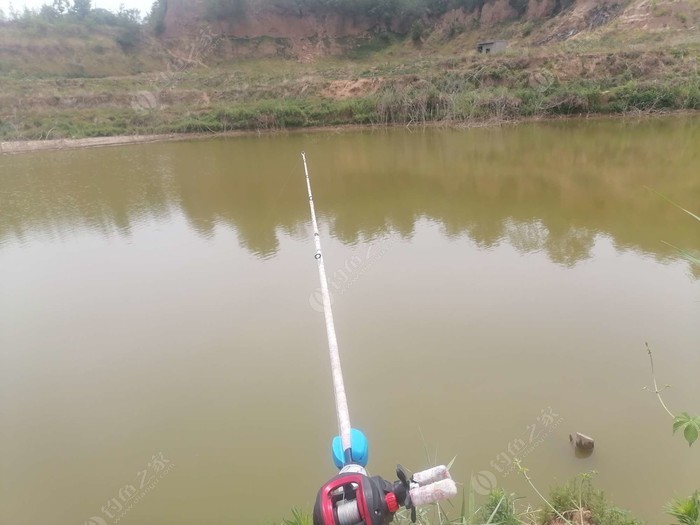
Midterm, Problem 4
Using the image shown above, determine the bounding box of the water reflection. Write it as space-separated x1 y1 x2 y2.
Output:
1 117 699 269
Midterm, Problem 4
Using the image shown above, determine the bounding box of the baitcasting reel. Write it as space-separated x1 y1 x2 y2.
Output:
313 463 457 525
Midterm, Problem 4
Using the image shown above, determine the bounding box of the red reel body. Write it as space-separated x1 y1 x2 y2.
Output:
313 468 399 525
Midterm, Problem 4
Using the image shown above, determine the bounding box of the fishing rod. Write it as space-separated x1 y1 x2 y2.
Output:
301 152 458 525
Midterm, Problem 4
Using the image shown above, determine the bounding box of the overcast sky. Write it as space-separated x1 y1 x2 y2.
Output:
0 0 155 16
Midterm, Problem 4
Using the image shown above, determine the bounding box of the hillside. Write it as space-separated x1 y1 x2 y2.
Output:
157 0 700 60
2 0 698 74
0 0 699 143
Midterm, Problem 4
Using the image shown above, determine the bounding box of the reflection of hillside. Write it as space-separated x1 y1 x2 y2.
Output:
305 117 700 267
0 148 175 245
1 117 698 268
166 136 310 257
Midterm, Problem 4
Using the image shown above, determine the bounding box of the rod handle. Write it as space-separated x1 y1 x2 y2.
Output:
410 479 458 507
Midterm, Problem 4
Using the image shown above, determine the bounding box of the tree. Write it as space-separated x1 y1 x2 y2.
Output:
52 0 70 15
147 0 167 35
71 0 92 19
7 1 18 20
117 4 141 24
88 8 119 25
40 4 60 19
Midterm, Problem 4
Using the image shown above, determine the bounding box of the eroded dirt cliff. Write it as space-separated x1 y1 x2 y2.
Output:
160 0 699 60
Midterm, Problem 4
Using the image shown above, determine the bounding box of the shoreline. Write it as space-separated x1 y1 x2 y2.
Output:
1 110 696 155
0 134 194 155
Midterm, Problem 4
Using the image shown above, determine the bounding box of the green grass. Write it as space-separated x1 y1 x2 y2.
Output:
279 474 655 525
667 492 700 525
544 474 642 525
3 74 699 141
280 508 312 525
477 489 521 525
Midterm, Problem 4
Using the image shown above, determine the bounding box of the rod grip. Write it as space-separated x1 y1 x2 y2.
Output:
409 479 458 507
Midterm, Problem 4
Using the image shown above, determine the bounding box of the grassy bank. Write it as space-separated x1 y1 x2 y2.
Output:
278 473 699 525
3 82 699 141
2 43 699 141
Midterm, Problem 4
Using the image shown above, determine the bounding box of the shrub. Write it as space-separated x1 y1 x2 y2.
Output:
667 492 700 525
410 20 425 43
206 0 247 21
87 8 119 26
546 474 642 525
115 26 142 52
509 0 528 16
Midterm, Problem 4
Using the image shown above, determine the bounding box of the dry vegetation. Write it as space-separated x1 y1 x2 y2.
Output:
0 0 699 141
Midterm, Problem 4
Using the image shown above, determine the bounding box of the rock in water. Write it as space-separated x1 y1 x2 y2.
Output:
569 432 595 451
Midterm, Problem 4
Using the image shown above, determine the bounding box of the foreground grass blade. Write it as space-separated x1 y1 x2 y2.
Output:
648 188 700 222
662 241 700 266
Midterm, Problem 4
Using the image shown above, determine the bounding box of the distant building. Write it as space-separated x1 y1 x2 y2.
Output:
476 40 507 54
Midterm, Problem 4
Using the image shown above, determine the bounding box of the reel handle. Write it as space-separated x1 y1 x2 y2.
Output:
412 465 452 486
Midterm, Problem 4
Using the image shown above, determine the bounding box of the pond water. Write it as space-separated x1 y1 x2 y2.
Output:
1 116 699 525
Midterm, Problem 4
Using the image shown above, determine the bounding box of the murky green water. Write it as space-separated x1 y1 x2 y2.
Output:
1 116 699 525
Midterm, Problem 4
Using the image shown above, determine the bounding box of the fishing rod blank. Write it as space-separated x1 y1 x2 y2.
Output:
301 152 360 466
302 152 457 525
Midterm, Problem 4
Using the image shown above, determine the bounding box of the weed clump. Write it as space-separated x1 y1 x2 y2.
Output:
544 474 642 525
